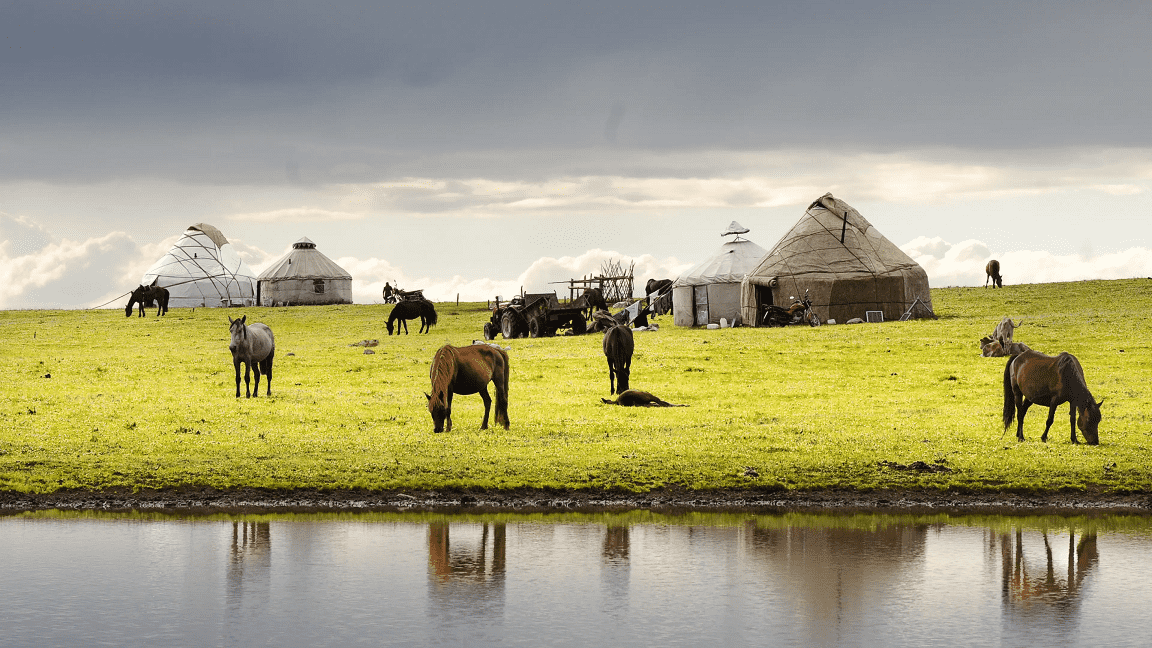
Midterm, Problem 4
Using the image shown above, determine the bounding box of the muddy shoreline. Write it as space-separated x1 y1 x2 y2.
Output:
3 487 1151 515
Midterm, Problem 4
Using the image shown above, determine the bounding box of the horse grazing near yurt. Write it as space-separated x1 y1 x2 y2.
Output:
228 315 275 398
645 278 673 315
1003 350 1102 444
387 299 437 335
425 344 510 433
601 389 685 407
985 260 1003 288
125 284 170 317
602 323 634 395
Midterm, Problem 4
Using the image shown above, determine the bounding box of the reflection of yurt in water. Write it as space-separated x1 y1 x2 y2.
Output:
141 223 258 308
671 221 767 327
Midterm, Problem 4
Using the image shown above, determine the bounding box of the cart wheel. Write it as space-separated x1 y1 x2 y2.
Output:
570 316 587 335
528 319 541 338
483 322 496 340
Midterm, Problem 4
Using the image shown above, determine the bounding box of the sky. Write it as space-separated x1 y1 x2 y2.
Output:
3 0 1152 309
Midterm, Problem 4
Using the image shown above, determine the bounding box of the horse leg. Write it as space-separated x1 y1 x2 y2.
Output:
402 319 409 335
607 358 616 394
252 363 262 398
244 361 253 398
261 351 274 396
478 386 492 430
1069 405 1079 444
445 391 453 432
1041 405 1057 442
1016 399 1032 441
234 357 243 398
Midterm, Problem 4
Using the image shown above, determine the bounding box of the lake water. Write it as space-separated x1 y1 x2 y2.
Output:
2 510 1150 647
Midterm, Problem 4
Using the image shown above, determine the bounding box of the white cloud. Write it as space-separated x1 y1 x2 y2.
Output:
230 207 365 222
902 237 1152 287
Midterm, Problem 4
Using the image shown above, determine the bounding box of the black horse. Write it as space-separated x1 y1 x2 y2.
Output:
645 278 673 316
602 323 633 394
986 260 1003 288
125 284 170 317
387 299 438 335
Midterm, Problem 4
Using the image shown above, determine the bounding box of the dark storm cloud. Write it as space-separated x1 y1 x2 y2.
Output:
3 1 1151 184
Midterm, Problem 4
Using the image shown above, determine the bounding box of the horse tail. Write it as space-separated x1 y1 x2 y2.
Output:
1003 356 1016 431
425 301 438 326
496 348 510 428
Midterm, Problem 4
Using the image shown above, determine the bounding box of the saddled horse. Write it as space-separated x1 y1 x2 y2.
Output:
602 323 634 394
387 299 438 335
425 344 510 433
986 260 1003 288
125 283 170 317
645 278 673 315
228 315 275 398
1003 349 1102 444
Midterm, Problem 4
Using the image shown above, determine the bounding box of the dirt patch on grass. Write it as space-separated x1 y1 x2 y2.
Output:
2 487 1150 515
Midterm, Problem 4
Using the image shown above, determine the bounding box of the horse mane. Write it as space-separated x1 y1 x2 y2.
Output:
1056 352 1096 406
429 345 456 403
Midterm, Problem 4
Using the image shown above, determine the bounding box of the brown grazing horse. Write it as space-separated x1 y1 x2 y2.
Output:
426 344 510 433
125 284 170 317
228 316 275 398
601 389 685 407
602 324 633 394
1003 350 1102 444
986 260 1003 288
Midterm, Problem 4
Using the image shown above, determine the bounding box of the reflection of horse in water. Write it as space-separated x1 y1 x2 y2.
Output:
428 522 506 581
997 528 1097 619
227 521 272 614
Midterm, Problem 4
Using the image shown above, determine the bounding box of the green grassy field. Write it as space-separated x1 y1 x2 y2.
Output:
2 279 1150 496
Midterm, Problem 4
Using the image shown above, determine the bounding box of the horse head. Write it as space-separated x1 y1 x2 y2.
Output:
227 315 248 354
125 285 143 317
386 318 394 335
425 391 448 433
1078 398 1104 445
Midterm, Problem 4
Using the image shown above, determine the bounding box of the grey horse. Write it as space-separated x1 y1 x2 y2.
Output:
228 315 275 398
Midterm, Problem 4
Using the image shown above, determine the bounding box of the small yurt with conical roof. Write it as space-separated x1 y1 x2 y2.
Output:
740 193 932 325
671 221 767 327
257 237 353 306
141 223 258 308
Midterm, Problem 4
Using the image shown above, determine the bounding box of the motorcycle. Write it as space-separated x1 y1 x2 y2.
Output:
761 289 822 327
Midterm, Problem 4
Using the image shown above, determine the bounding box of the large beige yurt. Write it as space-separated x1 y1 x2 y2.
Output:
257 237 353 306
740 193 932 325
141 223 258 308
671 222 767 327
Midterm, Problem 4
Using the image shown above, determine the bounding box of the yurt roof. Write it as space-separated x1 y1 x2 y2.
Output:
188 223 229 249
749 193 922 279
141 223 257 305
672 229 767 287
257 237 352 281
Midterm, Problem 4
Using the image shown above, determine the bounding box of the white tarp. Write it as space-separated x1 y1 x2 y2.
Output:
141 224 257 308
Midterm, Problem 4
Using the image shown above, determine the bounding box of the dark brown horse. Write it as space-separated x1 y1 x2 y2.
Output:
387 299 438 334
986 260 1003 288
601 389 685 407
645 278 673 315
602 324 633 394
425 344 510 433
580 287 608 321
125 284 170 317
1003 350 1102 444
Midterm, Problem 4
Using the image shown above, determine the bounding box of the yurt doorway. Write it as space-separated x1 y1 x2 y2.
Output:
694 286 709 326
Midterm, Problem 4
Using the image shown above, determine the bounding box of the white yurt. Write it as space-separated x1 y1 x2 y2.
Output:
671 221 767 327
140 223 258 308
257 237 353 306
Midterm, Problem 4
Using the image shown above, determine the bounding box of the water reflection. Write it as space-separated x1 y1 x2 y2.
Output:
1 511 1148 647
995 527 1098 631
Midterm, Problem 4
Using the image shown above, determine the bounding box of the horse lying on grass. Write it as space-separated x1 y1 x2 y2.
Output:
601 390 686 407
228 316 275 398
426 344 510 433
1003 349 1102 444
